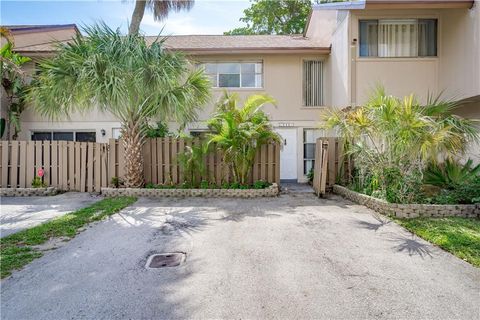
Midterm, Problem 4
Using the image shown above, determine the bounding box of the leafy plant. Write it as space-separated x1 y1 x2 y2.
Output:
177 142 209 187
322 87 479 204
307 168 314 184
199 180 209 189
31 176 47 188
110 176 124 188
29 23 211 188
424 159 480 189
145 121 171 138
253 180 271 189
1 36 31 140
208 92 281 184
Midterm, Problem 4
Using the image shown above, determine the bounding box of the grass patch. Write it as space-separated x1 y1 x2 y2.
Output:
0 196 137 279
396 217 480 267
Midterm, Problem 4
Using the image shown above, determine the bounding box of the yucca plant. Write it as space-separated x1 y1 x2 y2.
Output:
208 92 281 184
322 87 479 203
28 23 211 187
424 159 480 189
177 142 209 187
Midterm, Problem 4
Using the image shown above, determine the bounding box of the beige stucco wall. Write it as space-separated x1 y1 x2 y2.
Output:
346 6 480 105
328 11 351 108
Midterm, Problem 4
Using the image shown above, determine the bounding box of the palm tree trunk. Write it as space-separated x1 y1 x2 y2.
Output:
122 119 145 187
129 0 147 35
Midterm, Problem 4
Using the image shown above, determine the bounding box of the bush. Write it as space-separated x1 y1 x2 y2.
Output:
253 180 271 189
145 121 171 138
428 176 480 204
307 169 314 184
31 176 47 188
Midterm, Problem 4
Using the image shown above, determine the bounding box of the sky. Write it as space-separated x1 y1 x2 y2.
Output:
0 0 251 35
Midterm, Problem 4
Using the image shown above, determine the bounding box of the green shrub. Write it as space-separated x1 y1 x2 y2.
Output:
428 176 480 204
230 182 241 189
110 176 123 188
145 121 171 138
200 180 209 189
253 180 271 189
307 169 314 184
31 176 47 188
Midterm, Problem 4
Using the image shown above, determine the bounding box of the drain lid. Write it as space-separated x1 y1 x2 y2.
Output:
146 252 186 269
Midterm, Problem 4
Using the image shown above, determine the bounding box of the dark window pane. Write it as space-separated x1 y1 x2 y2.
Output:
76 132 96 142
31 132 52 141
418 19 437 56
219 74 240 87
359 20 378 57
304 143 316 159
241 73 255 87
53 132 74 141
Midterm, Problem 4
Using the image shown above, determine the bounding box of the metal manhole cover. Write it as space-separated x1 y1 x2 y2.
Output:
146 252 186 269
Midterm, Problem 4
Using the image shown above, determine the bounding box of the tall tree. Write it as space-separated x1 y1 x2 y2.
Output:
224 0 344 35
29 24 211 187
129 0 194 34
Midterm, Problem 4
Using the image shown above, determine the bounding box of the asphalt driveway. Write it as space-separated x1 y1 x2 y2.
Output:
0 192 101 237
1 193 479 319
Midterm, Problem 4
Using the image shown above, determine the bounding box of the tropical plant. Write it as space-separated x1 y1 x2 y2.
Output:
322 87 479 203
29 23 211 187
1 35 31 139
145 121 171 138
177 142 209 187
129 0 194 34
424 159 480 189
208 92 281 184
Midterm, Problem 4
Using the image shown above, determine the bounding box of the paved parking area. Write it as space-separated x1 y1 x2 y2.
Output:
0 192 101 237
1 193 479 319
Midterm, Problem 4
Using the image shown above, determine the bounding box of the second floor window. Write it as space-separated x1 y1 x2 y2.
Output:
359 19 437 57
303 60 324 107
203 62 263 88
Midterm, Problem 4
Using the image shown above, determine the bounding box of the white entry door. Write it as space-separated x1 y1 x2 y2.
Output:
276 128 297 181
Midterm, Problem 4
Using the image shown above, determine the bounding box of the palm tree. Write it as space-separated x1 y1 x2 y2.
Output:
129 0 194 35
29 23 211 187
321 87 479 202
208 92 281 184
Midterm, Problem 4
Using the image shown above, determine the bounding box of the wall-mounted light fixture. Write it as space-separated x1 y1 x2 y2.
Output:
101 129 106 137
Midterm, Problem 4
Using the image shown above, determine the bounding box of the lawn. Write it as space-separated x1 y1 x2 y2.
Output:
0 196 137 278
396 217 480 267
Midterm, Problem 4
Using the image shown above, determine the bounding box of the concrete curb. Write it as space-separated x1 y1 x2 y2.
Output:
101 183 279 198
333 184 479 218
0 187 59 197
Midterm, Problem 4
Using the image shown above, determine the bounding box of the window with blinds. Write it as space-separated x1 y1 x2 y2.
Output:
303 60 324 107
359 19 437 57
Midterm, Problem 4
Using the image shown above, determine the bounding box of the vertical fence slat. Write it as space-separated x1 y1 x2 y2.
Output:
19 141 26 187
44 141 51 186
10 141 18 188
2 141 9 187
67 141 74 190
156 138 163 184
35 141 42 180
275 142 280 184
163 137 170 184
94 143 101 192
327 137 336 188
80 143 87 192
171 138 178 184
260 145 266 181
51 141 58 188
118 140 125 179
61 141 68 190
74 142 81 191
26 141 34 187
178 138 185 183
267 143 274 183
108 139 116 183
87 142 94 192
101 144 108 188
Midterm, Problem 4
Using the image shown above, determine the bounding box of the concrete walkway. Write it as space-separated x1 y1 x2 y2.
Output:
1 193 479 319
0 192 101 237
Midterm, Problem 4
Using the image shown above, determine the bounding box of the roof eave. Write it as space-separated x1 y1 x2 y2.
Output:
165 47 331 55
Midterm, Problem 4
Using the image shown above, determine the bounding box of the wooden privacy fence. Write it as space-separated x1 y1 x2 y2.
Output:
312 137 352 196
0 138 280 192
0 140 108 192
109 138 280 186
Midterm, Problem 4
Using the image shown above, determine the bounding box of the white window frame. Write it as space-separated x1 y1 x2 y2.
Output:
201 61 264 89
